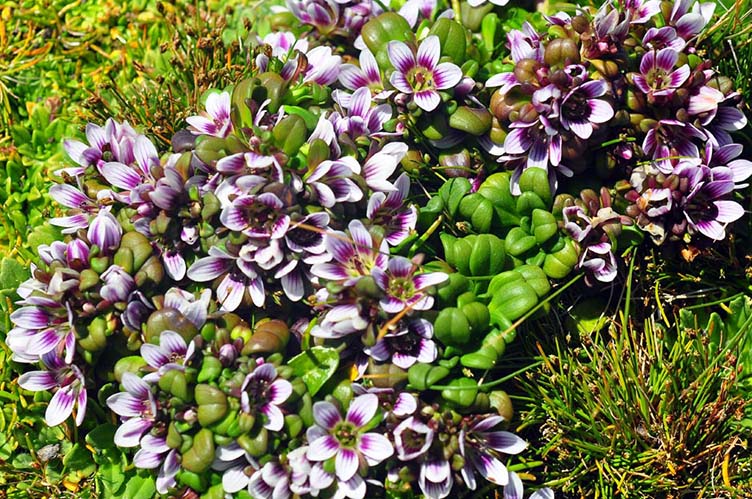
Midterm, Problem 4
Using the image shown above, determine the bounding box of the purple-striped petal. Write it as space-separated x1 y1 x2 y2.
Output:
417 35 440 70
504 470 524 499
387 41 415 74
187 255 232 281
473 453 509 485
156 450 179 494
268 378 293 405
504 128 532 155
335 447 359 481
414 271 448 290
261 403 285 431
133 448 163 469
713 200 744 223
589 99 614 123
46 386 75 426
217 274 245 312
346 393 378 427
216 153 247 174
433 62 462 90
88 210 122 252
307 435 340 461
49 184 89 208
390 72 413 94
18 370 57 391
414 90 441 112
485 431 528 454
313 401 342 430
102 162 142 190
695 219 725 240
358 433 393 464
10 307 50 329
669 65 690 88
121 371 152 398
339 65 368 90
223 467 251 493
107 392 148 417
115 417 153 447
393 393 417 417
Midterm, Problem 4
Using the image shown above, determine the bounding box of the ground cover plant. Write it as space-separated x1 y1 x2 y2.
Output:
0 0 751 498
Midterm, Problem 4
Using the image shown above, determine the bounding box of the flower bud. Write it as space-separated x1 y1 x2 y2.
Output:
544 38 580 67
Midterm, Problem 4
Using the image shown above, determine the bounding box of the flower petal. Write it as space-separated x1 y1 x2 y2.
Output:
387 41 415 74
358 433 394 464
46 387 75 426
335 447 359 481
346 393 378 427
307 435 340 461
313 401 342 429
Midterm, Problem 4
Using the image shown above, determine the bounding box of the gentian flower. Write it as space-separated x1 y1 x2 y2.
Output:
362 142 409 192
331 87 392 138
398 0 437 27
135 436 180 495
212 443 259 494
621 0 661 23
305 156 364 208
187 246 266 310
388 36 463 112
241 362 293 431
559 80 614 139
632 49 690 99
366 173 418 246
256 32 309 81
393 415 434 460
99 265 135 303
372 256 447 314
186 91 232 138
311 219 389 286
459 416 528 489
141 330 196 382
18 351 87 427
8 302 76 363
248 447 316 498
87 208 123 254
304 45 342 86
339 48 389 98
219 192 291 241
286 0 340 35
107 372 157 447
466 0 509 7
306 394 394 483
48 183 115 233
419 459 453 498
61 119 141 176
366 318 437 369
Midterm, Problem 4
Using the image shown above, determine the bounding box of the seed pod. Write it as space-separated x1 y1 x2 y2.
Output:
237 428 269 457
441 377 478 408
433 307 472 347
177 469 208 492
243 319 289 354
504 227 537 257
78 268 100 292
544 38 580 67
113 356 147 383
407 363 450 390
134 255 164 287
159 370 191 401
273 114 308 156
489 390 514 421
195 384 228 426
531 209 558 244
145 308 198 344
181 429 215 473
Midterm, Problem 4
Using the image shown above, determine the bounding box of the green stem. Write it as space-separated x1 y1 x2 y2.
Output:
423 360 542 390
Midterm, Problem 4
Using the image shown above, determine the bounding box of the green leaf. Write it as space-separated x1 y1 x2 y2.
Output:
63 443 97 478
288 346 339 396
123 474 156 499
97 462 126 496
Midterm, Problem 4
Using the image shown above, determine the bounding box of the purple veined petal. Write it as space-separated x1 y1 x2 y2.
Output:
413 271 448 290
349 87 372 119
64 139 90 166
261 403 285 431
676 12 706 39
424 459 451 482
223 466 252 493
158 331 187 356
632 74 651 94
694 218 725 240
471 415 505 432
393 393 417 416
18 370 57 391
528 138 549 169
50 214 89 231
346 393 378 427
307 435 340 461
568 120 593 139
133 448 163 469
389 71 413 94
312 401 342 430
121 371 152 398
703 180 735 199
503 470 524 499
729 159 752 184
186 116 217 136
75 388 87 426
268 378 293 405
335 447 359 481
485 431 529 454
529 488 555 499
461 459 477 492
433 62 462 90
115 418 156 450
504 128 532 155
216 153 247 174
163 251 187 281
134 136 158 176
251 363 278 384
387 255 413 278
141 434 170 453
206 92 231 120
245 152 276 170
271 214 291 239
310 262 349 281
358 433 394 464
337 474 366 499
46 386 75 426
589 99 615 123
49 184 90 208
310 463 335 490
106 392 147 417
348 220 373 256
10 307 50 329
217 273 245 312
156 450 180 495
714 106 747 131
472 453 509 486
366 339 391 361
360 49 381 84
713 143 743 165
655 48 678 72
387 40 415 74
88 210 123 252
417 35 440 70
187 255 233 281
713 200 744 223
549 134 562 167
669 64 690 88
381 296 407 314
281 270 305 302
688 85 723 115
413 90 441 112
247 276 265 307
485 71 517 89
26 329 63 356
339 64 369 90
578 79 608 98
101 161 142 190
416 339 438 363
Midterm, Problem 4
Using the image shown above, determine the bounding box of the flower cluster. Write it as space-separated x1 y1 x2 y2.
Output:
8 0 748 497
